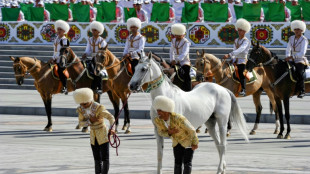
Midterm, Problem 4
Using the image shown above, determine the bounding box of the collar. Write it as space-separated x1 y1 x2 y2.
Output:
145 74 164 92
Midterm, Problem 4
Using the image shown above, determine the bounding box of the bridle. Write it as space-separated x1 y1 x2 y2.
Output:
248 46 275 67
196 56 222 81
59 48 80 68
95 50 117 70
13 57 38 77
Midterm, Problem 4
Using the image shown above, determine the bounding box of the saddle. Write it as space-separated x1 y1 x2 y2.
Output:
174 65 197 82
51 64 69 79
285 61 310 83
125 59 133 76
229 64 257 84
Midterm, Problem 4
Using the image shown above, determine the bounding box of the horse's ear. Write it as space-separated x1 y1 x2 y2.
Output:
148 51 152 59
10 56 15 61
196 50 200 56
251 40 256 47
202 49 205 55
257 41 260 47
103 43 108 51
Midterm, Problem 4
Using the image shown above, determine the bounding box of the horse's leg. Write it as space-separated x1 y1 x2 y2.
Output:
250 90 263 135
265 89 280 134
110 93 120 133
283 97 291 139
216 115 228 174
42 95 52 132
226 119 232 137
276 97 285 139
123 100 131 134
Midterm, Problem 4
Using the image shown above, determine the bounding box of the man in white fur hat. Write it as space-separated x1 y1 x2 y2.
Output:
73 88 115 174
123 17 146 74
50 20 70 94
223 18 251 97
82 21 108 94
170 23 192 91
285 20 308 98
152 95 199 174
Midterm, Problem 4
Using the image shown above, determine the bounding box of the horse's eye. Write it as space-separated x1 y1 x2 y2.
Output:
65 50 68 54
18 66 21 70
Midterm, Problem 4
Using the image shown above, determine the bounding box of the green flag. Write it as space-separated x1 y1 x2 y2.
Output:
260 1 269 21
94 3 104 22
124 8 137 22
45 3 53 13
201 3 213 21
72 4 90 22
268 3 285 21
150 3 170 22
212 3 228 22
243 3 261 21
1 8 20 21
234 5 243 20
181 2 198 23
50 4 69 21
28 7 44 21
301 1 310 21
286 3 301 21
20 3 33 20
99 1 116 22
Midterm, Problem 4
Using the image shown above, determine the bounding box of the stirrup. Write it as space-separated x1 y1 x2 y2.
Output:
297 91 305 98
239 89 246 97
61 87 68 95
96 89 102 94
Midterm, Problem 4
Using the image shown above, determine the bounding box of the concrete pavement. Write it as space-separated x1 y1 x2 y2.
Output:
0 114 310 174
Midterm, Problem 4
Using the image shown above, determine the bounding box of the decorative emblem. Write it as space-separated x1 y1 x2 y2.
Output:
66 24 81 42
270 39 283 46
208 39 220 45
165 27 173 42
41 24 57 42
158 24 168 30
79 38 87 44
271 24 284 30
141 25 159 44
17 24 34 41
115 24 129 43
208 24 220 30
0 23 10 42
107 38 117 44
218 24 238 44
250 25 273 44
33 37 43 43
281 26 294 43
8 23 18 29
158 39 168 45
189 25 210 44
106 24 116 30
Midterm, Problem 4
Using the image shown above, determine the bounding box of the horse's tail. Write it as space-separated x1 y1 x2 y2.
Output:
227 89 249 142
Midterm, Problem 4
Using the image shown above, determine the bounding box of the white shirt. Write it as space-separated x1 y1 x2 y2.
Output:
53 36 68 63
229 37 250 64
170 38 191 66
136 9 148 23
84 36 107 59
286 35 308 64
123 33 146 59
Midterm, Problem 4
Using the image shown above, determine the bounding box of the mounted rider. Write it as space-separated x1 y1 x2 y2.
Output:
51 20 70 95
123 17 146 74
285 20 308 98
82 21 108 94
170 23 192 91
223 18 251 97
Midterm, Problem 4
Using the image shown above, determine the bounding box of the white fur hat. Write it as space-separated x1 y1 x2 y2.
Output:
127 17 142 30
171 23 186 36
152 96 175 113
55 20 70 34
291 20 306 33
73 88 94 104
235 18 251 33
90 21 105 35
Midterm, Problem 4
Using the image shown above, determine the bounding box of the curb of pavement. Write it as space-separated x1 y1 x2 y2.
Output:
1 106 310 124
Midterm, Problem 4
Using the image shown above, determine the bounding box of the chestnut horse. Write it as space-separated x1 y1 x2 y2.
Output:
246 42 310 139
195 51 280 135
10 47 111 132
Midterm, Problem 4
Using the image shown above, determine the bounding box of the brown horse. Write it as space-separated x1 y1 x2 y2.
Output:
195 51 280 135
10 47 111 132
246 42 310 139
94 45 133 133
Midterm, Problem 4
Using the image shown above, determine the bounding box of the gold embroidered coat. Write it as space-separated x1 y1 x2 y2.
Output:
154 112 199 148
77 102 115 145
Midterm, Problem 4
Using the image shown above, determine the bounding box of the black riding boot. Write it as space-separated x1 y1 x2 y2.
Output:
101 161 109 174
183 163 192 174
174 164 182 174
94 160 102 174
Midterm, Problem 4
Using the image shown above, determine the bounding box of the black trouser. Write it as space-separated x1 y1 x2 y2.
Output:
237 64 246 90
173 143 194 174
57 63 67 88
91 139 109 174
130 59 139 74
180 65 192 92
295 63 306 93
91 75 102 91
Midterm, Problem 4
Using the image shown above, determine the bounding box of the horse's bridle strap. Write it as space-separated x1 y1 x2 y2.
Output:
263 56 275 66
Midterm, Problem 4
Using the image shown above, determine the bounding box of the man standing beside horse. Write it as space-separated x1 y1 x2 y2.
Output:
222 18 251 97
123 17 146 75
285 20 308 98
170 23 192 91
82 21 108 94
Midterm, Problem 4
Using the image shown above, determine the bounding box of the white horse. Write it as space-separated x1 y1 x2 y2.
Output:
128 53 249 174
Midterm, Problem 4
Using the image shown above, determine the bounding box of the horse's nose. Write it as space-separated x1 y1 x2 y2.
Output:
129 82 137 91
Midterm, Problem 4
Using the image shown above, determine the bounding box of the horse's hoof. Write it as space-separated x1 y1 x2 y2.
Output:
226 132 231 137
43 127 48 131
75 125 81 129
205 129 208 134
125 130 131 134
82 128 88 133
277 134 283 139
250 130 256 135
122 126 127 130
274 130 280 134
284 134 291 139
196 129 201 133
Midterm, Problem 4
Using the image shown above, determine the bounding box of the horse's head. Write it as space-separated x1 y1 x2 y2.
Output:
247 41 266 72
58 47 73 68
10 56 26 85
94 44 109 76
129 52 161 92
195 50 213 82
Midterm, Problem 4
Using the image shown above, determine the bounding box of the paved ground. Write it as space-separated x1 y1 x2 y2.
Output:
0 114 310 174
